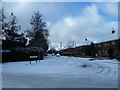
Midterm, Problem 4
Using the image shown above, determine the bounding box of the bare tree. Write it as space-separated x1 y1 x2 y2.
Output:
30 11 48 37
29 11 49 51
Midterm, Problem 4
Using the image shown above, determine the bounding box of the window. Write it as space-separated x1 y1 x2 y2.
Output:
98 44 101 47
112 41 115 45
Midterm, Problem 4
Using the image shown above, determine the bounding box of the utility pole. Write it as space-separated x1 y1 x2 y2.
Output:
60 42 62 50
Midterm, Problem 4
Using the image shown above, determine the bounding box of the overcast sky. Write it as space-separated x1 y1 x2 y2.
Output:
2 2 118 49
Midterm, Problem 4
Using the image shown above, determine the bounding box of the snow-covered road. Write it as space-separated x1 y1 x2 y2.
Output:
2 56 119 88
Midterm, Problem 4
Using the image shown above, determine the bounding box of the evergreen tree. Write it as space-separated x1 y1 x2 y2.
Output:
2 12 27 49
90 42 97 57
4 13 21 41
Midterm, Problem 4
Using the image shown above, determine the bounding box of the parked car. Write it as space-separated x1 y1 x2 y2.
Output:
56 53 61 57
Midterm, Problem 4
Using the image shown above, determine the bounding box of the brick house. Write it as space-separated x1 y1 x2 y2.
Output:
60 39 120 58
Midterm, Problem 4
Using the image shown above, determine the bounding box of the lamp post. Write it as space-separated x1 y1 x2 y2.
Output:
73 41 76 56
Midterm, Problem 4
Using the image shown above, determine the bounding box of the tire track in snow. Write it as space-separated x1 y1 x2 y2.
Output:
39 56 118 79
83 60 118 79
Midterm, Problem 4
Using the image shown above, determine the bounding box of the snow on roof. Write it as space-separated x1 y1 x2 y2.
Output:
78 40 92 47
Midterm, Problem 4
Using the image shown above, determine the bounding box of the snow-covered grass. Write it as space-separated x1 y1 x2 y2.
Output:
2 56 119 88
